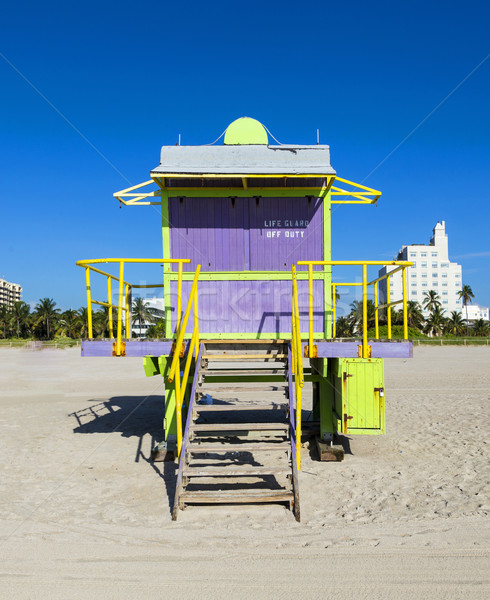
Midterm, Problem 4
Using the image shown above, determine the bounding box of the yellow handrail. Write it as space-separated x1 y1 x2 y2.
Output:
167 265 201 383
167 266 201 457
297 260 413 357
76 258 191 355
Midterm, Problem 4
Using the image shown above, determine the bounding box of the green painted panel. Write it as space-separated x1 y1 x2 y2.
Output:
143 356 159 377
331 358 385 435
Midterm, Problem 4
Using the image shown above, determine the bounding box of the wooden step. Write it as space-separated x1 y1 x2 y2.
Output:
182 466 290 477
187 443 290 453
179 489 293 504
195 404 287 412
190 423 288 432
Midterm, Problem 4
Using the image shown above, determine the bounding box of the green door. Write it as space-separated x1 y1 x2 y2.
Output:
342 359 385 435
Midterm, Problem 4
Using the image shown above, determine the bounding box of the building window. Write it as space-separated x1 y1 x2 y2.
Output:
442 273 447 278
421 262 427 267
421 252 427 257
422 273 427 278
433 282 438 286
431 252 438 257
411 283 417 287
455 273 461 278
422 283 428 287
442 283 448 287
411 273 417 278
409 252 417 258
432 262 438 268
432 273 438 278
441 263 449 268
443 300 448 304
442 291 448 295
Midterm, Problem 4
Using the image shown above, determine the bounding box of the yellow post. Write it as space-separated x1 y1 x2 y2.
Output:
387 274 392 340
116 261 125 356
332 284 337 339
125 284 130 339
85 268 93 338
107 277 113 338
402 267 408 340
193 284 199 360
181 332 197 395
291 296 297 375
374 281 379 340
177 260 183 335
168 265 201 384
308 263 313 356
175 359 182 456
362 263 368 358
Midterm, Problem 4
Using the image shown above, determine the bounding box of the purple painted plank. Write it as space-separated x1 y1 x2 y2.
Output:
125 341 174 357
81 340 174 357
81 341 114 357
171 279 324 335
316 341 413 358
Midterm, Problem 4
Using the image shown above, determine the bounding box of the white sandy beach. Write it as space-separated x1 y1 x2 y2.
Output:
0 345 489 599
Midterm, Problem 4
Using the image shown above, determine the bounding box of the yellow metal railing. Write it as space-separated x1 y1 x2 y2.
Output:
166 265 201 457
291 266 304 470
297 260 412 359
76 258 191 356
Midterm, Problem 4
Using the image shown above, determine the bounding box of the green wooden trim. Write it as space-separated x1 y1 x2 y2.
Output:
166 271 325 281
163 187 329 199
161 189 173 337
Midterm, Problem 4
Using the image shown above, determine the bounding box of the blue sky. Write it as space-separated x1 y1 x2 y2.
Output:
1 0 489 312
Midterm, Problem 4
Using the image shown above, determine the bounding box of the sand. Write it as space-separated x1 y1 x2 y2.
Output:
0 345 489 599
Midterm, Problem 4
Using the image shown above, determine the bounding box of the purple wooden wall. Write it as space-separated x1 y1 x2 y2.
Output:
168 196 324 335
170 279 325 335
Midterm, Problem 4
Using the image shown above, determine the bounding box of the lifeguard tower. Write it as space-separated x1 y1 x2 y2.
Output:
78 118 412 521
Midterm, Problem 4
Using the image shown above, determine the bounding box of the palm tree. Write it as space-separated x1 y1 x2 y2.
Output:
349 300 376 334
58 309 81 338
335 316 354 338
423 290 441 314
424 305 446 337
132 297 153 338
10 301 30 338
406 301 425 330
0 304 10 339
77 307 92 338
445 311 465 336
35 298 60 339
471 319 489 337
458 284 475 336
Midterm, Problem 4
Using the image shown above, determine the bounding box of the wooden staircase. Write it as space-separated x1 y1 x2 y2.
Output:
172 341 300 521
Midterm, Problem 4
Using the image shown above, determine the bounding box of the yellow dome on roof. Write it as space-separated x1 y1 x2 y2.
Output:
224 117 269 145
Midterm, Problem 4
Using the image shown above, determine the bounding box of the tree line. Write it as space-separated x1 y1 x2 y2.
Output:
0 297 164 341
0 285 487 341
336 285 489 338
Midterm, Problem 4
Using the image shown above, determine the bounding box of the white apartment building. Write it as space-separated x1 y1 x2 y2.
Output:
378 221 462 316
132 297 165 337
464 304 489 322
0 277 22 307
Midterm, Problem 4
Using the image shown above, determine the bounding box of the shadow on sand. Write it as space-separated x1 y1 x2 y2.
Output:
69 395 177 514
